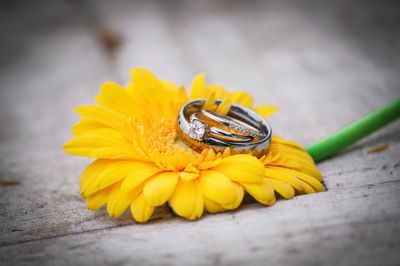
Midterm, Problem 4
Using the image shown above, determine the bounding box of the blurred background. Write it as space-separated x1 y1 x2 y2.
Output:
0 0 399 265
1 0 399 143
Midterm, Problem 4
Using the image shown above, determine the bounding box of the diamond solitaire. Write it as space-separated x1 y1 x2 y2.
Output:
188 119 206 140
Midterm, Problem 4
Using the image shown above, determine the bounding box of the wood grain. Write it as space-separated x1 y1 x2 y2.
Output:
0 0 399 265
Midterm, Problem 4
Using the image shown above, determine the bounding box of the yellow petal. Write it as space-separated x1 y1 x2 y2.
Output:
143 172 179 206
176 86 189 103
83 161 146 196
301 181 316 194
199 170 236 205
95 81 135 116
121 163 162 193
272 135 305 151
212 154 264 183
191 180 205 220
74 105 124 130
220 182 244 209
87 186 112 210
80 159 111 195
276 146 322 180
179 172 199 181
243 180 275 205
229 91 254 108
254 105 278 118
264 142 322 181
130 67 162 91
189 73 206 99
273 167 324 192
265 168 304 192
205 85 230 99
204 148 217 161
222 147 231 157
127 69 174 119
215 99 232 116
204 198 226 214
203 92 216 110
183 163 200 174
64 129 143 160
266 178 295 199
204 182 244 212
88 147 142 160
169 179 204 220
198 158 222 170
161 80 180 92
278 144 315 165
72 118 105 136
107 182 141 218
130 193 155 223
297 163 323 181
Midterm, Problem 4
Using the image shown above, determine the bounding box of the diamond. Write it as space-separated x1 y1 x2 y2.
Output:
188 120 206 140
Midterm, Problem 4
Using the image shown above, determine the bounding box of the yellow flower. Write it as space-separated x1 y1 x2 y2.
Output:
64 67 324 223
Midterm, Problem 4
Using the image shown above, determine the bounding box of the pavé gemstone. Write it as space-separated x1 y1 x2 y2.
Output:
188 120 206 140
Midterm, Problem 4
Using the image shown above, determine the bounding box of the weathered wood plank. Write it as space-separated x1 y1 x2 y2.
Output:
0 0 399 265
0 122 398 247
1 180 399 265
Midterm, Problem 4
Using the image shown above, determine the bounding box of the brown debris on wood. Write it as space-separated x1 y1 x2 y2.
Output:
367 144 389 154
97 27 123 61
0 179 21 186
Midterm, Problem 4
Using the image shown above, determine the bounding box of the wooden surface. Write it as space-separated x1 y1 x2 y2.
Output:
1 0 400 265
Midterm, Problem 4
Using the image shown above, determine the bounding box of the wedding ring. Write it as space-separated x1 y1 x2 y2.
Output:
200 109 266 138
176 99 272 156
190 113 253 142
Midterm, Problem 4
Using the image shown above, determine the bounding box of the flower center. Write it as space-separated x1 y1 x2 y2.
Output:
139 118 201 170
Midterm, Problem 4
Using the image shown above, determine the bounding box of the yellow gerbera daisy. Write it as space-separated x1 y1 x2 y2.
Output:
64 67 324 223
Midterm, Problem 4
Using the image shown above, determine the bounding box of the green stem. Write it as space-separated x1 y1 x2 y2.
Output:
306 99 400 162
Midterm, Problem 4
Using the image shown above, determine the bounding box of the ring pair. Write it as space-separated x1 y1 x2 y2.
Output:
176 100 272 156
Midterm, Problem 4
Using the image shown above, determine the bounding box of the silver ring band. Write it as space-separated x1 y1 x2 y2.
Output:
200 109 266 138
190 113 253 142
